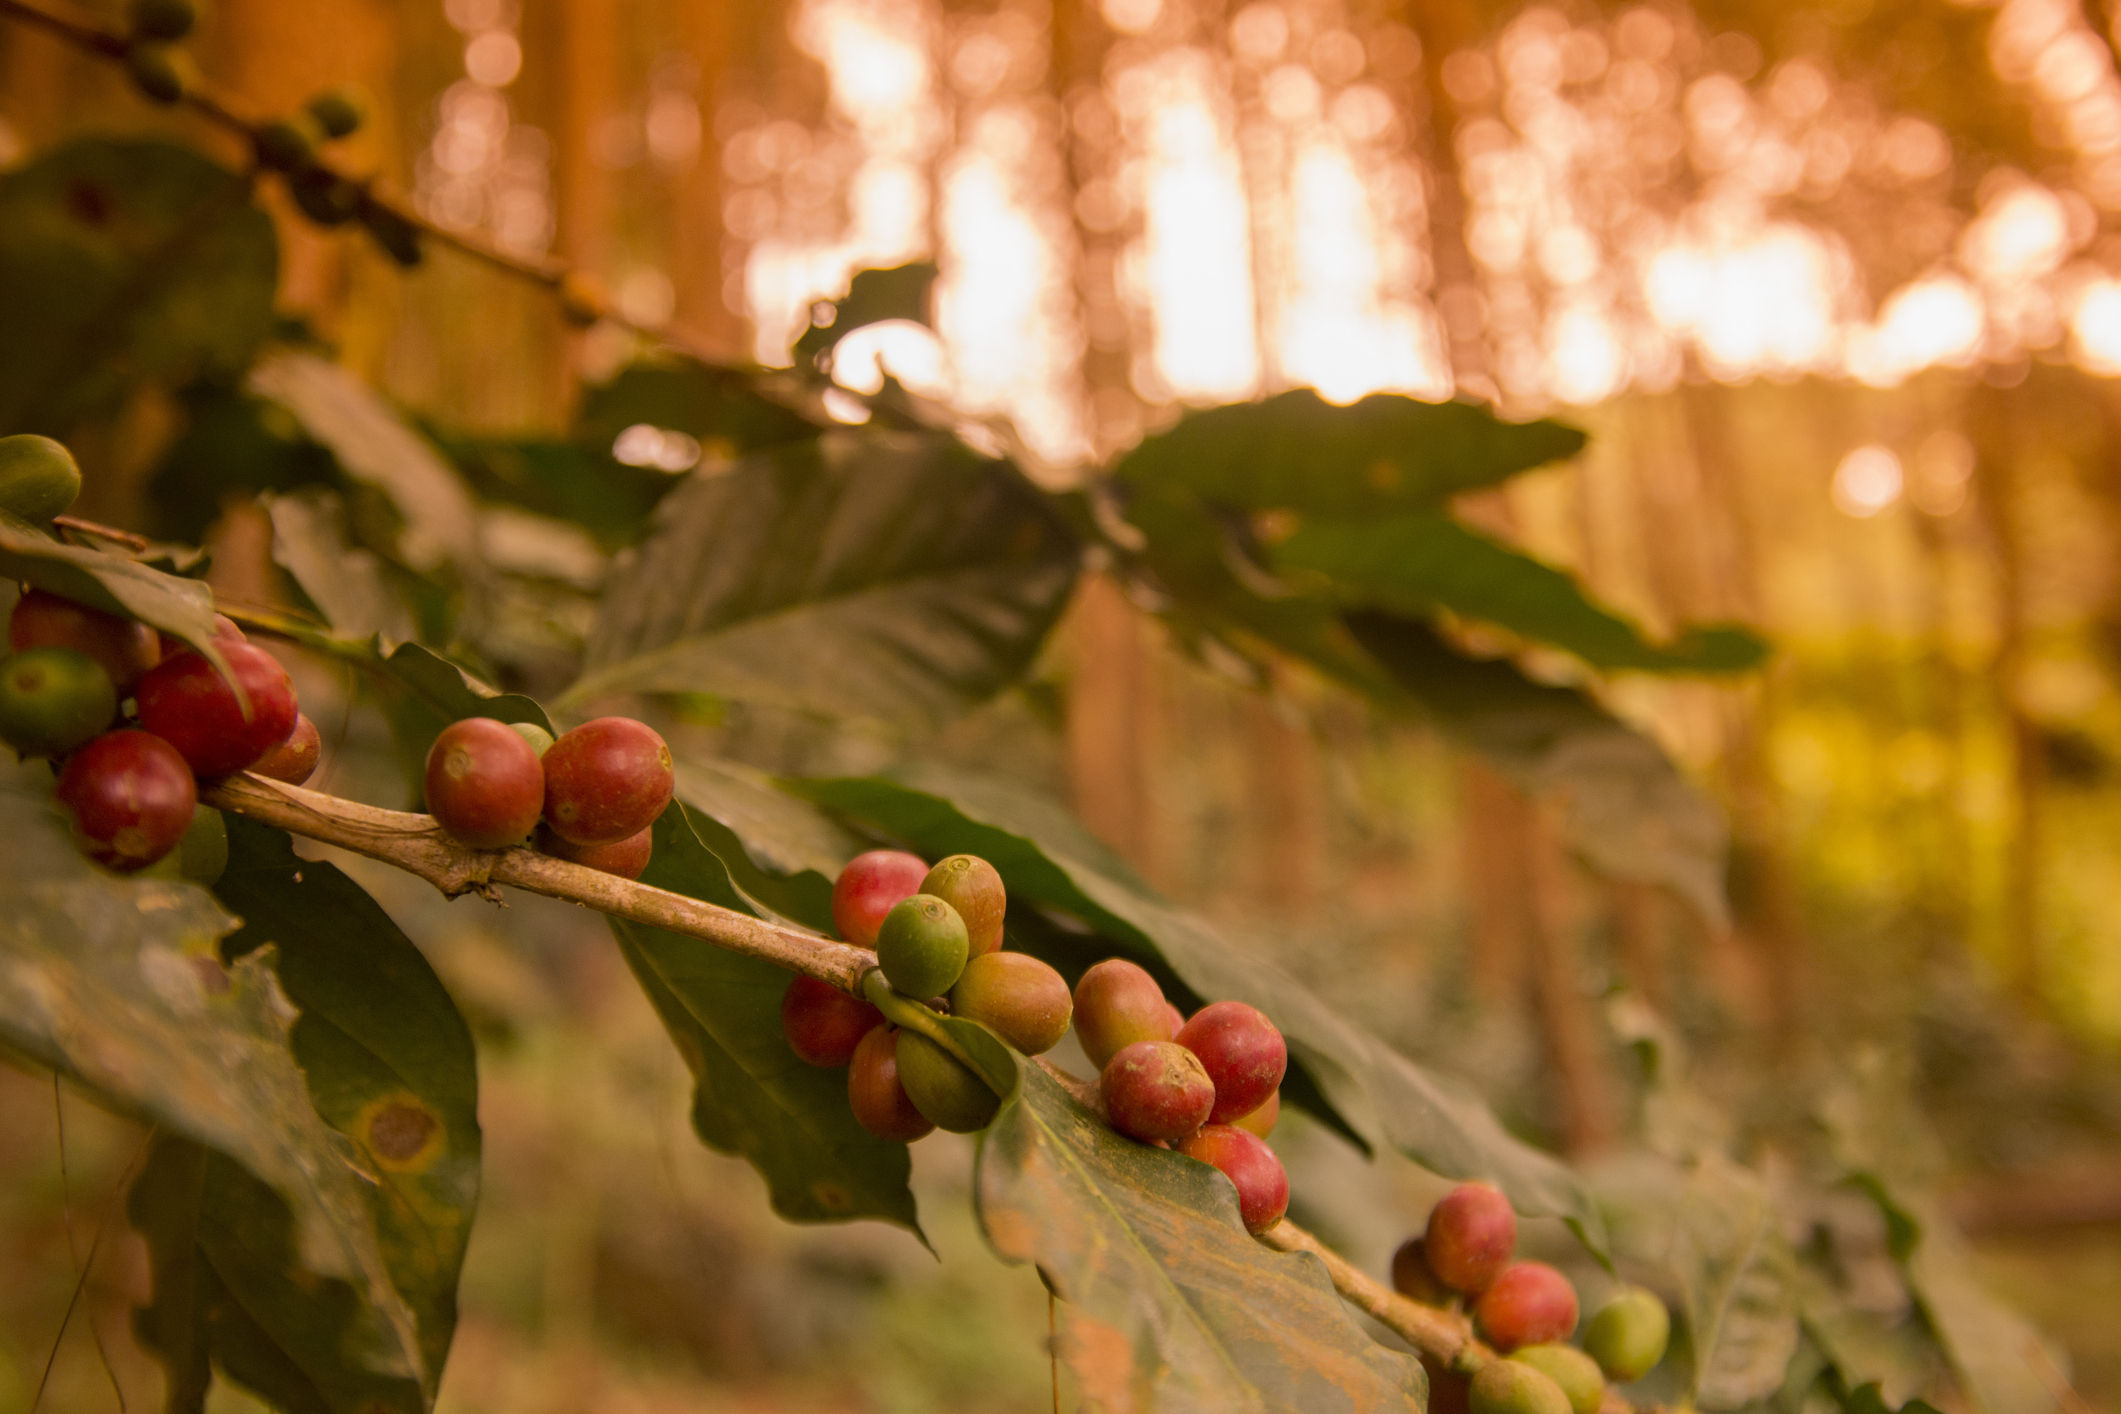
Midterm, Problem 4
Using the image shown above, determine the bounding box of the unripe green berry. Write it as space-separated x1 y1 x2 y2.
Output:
143 805 229 885
894 1030 999 1133
920 853 1006 955
949 950 1071 1054
254 115 322 172
0 648 115 758
305 85 367 140
0 434 82 523
509 721 555 756
1469 1360 1571 1414
1583 1288 1670 1383
128 0 196 41
1509 1346 1604 1414
875 893 968 999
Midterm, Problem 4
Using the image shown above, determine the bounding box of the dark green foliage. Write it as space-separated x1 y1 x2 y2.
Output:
0 139 277 434
575 356 823 460
150 383 339 542
793 261 938 366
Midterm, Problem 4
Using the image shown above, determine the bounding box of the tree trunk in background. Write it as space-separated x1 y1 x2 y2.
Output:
1395 0 1493 400
555 0 623 406
1461 758 1529 1005
1066 575 1162 882
670 0 739 352
1608 881 1670 1012
1245 687 1318 916
1526 803 1617 1157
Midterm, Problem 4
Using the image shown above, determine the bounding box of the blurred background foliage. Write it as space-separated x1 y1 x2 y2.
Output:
7 0 2121 1408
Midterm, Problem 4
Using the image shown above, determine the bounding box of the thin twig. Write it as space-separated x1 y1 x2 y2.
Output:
50 1079 128 1411
32 1126 153 1414
50 516 149 552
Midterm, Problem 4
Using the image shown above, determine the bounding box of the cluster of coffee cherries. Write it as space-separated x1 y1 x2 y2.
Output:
1393 1183 1672 1414
419 715 673 877
3 586 320 876
781 850 1293 1235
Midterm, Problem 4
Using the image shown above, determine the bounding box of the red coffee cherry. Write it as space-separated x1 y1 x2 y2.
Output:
1390 1237 1451 1304
252 713 321 785
1175 1000 1286 1125
920 853 1006 955
780 974 884 1067
424 717 544 849
10 588 160 691
848 1024 933 1142
1426 1181 1519 1294
136 642 299 777
1177 1123 1289 1234
1073 958 1177 1070
948 950 1072 1055
831 849 929 947
541 716 673 846
157 613 246 660
1232 1088 1279 1139
1474 1262 1580 1351
535 822 653 879
1100 1039 1214 1144
55 730 197 872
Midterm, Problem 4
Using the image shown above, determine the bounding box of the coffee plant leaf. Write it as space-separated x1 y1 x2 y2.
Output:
1111 388 1585 517
793 261 938 365
611 799 923 1234
1346 612 1733 930
0 138 276 434
1796 1262 1946 1410
0 511 228 665
790 765 1609 1254
1276 513 1766 674
575 356 823 465
672 754 859 931
0 762 425 1397
562 430 1079 729
977 1061 1429 1413
266 487 421 643
151 383 340 543
205 816 481 1398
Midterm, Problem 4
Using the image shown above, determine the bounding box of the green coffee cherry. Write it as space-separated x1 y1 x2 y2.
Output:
254 115 321 172
1509 1346 1604 1414
509 721 555 756
146 806 229 885
0 435 82 524
1583 1287 1670 1382
128 0 196 41
1469 1360 1571 1414
894 1030 999 1133
123 40 189 104
305 85 367 140
875 893 968 1000
0 648 116 758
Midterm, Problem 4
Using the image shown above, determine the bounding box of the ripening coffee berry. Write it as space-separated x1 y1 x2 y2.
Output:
423 717 544 848
123 40 190 103
895 1030 1000 1133
875 894 968 1000
55 730 196 872
1426 1181 1518 1294
536 822 653 879
128 0 195 40
0 434 82 523
1232 1088 1279 1139
1508 1347 1604 1414
780 973 884 1067
288 163 361 226
1469 1359 1571 1414
1583 1288 1670 1383
920 853 1006 955
0 648 115 758
1390 1237 1450 1304
1175 1000 1286 1125
305 86 367 140
1073 958 1177 1070
831 849 928 946
1177 1123 1288 1234
136 642 298 777
10 589 159 692
949 950 1072 1055
541 716 673 845
255 115 322 172
157 614 246 661
1474 1262 1579 1351
848 1025 933 1142
252 713 321 785
143 804 229 886
1101 1040 1214 1144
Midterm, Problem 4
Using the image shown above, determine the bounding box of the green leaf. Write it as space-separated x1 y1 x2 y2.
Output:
0 138 277 434
790 764 1608 1253
149 383 340 543
793 261 938 365
1346 613 1734 930
1112 388 1585 516
978 1062 1430 1413
366 641 554 804
610 799 922 1233
248 349 482 575
1275 513 1766 674
1798 1263 1946 1412
432 434 679 550
0 513 228 664
561 430 1080 729
672 754 861 931
203 815 481 1404
266 487 420 643
0 762 425 1399
576 355 822 457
